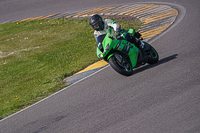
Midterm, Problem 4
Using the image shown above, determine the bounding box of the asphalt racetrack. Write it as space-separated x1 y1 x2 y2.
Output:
0 0 200 133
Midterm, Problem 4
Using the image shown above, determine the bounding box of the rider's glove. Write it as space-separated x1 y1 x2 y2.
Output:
114 30 120 39
134 32 141 39
125 33 131 41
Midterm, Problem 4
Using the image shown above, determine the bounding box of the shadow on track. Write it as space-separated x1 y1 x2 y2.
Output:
132 54 178 75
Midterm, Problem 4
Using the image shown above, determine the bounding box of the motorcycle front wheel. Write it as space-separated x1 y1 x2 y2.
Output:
109 54 133 76
145 43 159 64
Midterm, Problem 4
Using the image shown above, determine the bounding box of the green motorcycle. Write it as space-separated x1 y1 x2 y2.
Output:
96 28 159 76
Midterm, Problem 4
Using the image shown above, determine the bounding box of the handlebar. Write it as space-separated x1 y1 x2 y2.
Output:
108 28 125 40
108 27 143 40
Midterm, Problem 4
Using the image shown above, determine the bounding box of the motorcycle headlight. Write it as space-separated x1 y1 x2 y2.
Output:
99 54 103 58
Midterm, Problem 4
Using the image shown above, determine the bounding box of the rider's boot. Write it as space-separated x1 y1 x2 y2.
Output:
126 33 150 52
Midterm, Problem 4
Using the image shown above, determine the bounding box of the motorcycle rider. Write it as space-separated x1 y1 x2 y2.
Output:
89 14 150 58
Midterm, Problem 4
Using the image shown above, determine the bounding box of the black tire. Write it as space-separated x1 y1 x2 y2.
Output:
146 43 159 64
109 54 133 76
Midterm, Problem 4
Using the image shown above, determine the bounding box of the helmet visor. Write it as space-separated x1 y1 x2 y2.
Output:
93 21 103 31
93 23 99 28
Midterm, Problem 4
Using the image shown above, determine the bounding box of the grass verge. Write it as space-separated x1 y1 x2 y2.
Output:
0 17 142 119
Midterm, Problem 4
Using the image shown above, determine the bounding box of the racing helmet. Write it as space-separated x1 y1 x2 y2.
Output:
89 14 104 31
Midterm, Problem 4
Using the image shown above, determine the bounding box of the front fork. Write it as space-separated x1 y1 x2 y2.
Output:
137 50 149 66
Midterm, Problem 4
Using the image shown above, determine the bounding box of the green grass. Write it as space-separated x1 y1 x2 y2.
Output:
0 17 142 119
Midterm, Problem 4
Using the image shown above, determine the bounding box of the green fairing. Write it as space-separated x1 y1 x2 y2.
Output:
95 27 159 76
127 43 138 67
96 47 103 58
96 29 139 68
113 39 138 67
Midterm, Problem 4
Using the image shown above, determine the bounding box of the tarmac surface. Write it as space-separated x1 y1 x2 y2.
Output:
0 0 200 133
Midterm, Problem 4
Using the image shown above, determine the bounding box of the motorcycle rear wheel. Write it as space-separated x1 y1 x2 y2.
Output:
109 55 133 76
